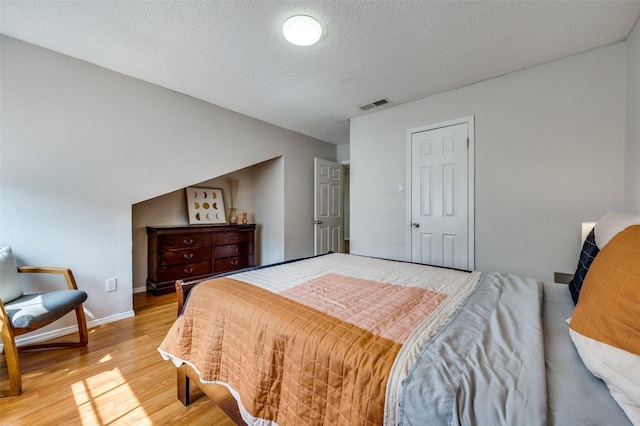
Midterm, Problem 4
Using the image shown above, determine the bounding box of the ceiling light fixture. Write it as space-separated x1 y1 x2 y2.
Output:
283 15 322 46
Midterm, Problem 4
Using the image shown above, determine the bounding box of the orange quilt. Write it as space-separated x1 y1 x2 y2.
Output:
159 275 446 425
570 224 640 354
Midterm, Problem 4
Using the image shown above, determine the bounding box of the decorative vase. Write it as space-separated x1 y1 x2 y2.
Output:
228 207 238 225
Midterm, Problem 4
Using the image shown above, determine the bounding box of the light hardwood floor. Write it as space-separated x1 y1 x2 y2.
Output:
0 292 236 425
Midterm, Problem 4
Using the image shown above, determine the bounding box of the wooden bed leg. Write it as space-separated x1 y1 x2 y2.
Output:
176 280 186 317
176 280 197 317
177 364 191 406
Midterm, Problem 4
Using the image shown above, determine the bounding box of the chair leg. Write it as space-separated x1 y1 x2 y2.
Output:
1 309 22 396
75 304 89 347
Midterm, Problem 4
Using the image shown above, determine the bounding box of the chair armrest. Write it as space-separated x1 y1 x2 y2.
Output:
16 267 79 290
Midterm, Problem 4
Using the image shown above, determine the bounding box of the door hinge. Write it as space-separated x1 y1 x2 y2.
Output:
467 138 469 148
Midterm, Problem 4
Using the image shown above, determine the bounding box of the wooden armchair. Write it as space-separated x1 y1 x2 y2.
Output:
0 247 88 396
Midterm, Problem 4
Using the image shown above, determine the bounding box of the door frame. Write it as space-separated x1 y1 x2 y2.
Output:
405 115 475 269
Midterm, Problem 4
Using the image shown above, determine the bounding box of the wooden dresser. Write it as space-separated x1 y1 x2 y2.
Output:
146 224 256 295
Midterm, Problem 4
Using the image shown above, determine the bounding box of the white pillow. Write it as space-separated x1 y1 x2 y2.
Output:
0 246 24 303
569 330 640 424
594 211 640 248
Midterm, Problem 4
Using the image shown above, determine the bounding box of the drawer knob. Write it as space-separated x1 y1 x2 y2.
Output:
231 260 239 265
184 268 194 274
184 239 194 245
234 248 239 253
184 253 194 259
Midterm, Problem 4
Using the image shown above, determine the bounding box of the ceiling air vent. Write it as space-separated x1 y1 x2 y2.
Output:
359 98 390 111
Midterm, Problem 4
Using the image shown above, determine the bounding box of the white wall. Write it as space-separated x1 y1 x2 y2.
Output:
351 43 627 281
337 144 350 163
254 157 285 265
336 144 351 240
626 17 640 214
0 37 335 339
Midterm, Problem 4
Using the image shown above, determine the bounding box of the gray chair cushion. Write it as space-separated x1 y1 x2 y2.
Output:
4 290 88 330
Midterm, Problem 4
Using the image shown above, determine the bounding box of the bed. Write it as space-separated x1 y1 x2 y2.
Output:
158 213 639 425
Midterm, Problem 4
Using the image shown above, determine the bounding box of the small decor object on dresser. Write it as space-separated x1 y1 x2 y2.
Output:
185 187 226 225
228 207 238 225
226 177 239 224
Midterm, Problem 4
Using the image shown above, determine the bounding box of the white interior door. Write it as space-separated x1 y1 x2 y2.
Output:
410 122 473 269
314 158 344 255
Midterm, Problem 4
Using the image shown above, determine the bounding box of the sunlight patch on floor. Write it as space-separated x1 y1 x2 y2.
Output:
72 367 151 425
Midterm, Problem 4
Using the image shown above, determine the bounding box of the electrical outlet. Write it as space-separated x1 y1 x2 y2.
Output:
106 278 117 292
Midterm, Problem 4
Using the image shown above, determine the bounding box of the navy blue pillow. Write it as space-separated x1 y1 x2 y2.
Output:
568 228 599 304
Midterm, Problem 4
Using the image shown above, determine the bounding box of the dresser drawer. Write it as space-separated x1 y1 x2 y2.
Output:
215 256 250 272
214 243 252 259
160 261 211 282
214 231 252 245
159 234 211 250
161 247 211 266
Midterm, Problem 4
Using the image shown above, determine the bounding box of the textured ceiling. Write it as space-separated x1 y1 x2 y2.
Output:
2 1 640 145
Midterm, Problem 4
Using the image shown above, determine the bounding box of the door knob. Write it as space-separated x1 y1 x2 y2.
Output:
412 223 420 228
314 220 323 225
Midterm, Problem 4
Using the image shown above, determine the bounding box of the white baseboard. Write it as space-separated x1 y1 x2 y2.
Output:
1 310 135 351
132 286 147 294
86 310 136 328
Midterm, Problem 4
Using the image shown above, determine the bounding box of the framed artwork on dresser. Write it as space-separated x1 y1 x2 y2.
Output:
185 187 227 225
